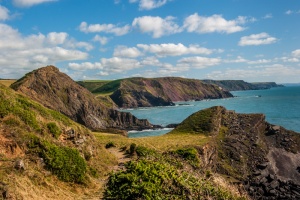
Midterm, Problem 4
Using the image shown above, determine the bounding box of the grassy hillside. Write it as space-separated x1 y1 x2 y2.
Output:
77 80 111 93
0 83 118 199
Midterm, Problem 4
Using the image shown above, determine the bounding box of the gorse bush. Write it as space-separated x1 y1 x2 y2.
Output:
104 159 244 200
40 141 87 183
26 137 87 184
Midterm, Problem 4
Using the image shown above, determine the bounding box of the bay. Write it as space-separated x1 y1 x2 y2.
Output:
123 86 300 138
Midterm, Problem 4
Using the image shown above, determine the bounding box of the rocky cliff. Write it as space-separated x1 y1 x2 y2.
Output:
10 66 154 131
202 80 283 91
96 77 233 108
170 106 300 199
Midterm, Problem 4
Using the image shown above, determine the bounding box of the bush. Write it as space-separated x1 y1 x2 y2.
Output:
47 122 61 138
105 141 116 149
128 143 136 155
174 147 200 167
40 141 87 183
104 160 245 200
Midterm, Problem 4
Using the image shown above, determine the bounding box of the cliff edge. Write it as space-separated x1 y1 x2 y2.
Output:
11 66 154 131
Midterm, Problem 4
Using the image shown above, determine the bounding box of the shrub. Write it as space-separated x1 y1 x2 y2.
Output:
174 147 200 167
40 141 87 183
105 141 116 149
128 143 136 155
47 122 61 138
104 160 245 200
135 146 156 157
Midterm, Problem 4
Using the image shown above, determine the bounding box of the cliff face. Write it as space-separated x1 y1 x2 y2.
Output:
202 80 283 91
10 66 153 131
170 106 300 199
108 77 233 108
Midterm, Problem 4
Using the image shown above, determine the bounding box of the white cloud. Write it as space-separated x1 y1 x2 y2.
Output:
183 13 248 34
132 16 182 38
239 32 278 46
137 43 213 57
0 5 9 21
130 0 170 10
113 46 142 58
79 21 130 36
206 64 300 83
248 59 272 64
93 35 109 45
100 57 142 73
224 56 248 63
0 23 88 77
178 56 221 69
292 49 300 57
263 13 273 19
47 32 68 45
12 0 58 7
68 62 102 70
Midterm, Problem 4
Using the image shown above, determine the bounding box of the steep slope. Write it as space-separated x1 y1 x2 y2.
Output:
10 66 153 131
99 77 233 108
170 106 300 199
0 83 110 199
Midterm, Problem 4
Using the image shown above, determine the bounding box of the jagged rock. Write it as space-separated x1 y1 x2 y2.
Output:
10 66 155 131
170 106 300 200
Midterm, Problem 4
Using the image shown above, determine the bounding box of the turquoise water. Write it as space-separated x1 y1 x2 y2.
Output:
124 86 300 138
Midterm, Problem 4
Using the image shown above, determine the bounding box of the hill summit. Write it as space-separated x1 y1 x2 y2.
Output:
11 66 153 131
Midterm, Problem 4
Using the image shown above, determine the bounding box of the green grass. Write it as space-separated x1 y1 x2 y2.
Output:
169 106 221 135
77 80 111 92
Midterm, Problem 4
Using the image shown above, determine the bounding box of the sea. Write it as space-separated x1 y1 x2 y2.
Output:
122 86 300 138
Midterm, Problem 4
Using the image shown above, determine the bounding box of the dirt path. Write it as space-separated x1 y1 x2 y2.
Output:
107 147 131 172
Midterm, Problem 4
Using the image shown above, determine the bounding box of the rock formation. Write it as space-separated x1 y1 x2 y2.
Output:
97 77 233 108
170 106 300 199
11 66 154 131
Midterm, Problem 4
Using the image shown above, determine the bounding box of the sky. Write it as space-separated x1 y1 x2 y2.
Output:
0 0 300 83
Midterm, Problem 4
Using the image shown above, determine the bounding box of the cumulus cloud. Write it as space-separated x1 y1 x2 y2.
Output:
100 57 142 73
0 5 9 21
137 43 214 57
113 46 142 58
132 16 182 38
93 35 109 45
238 32 278 46
12 0 58 7
79 22 130 36
129 0 171 10
183 13 248 34
0 23 89 77
178 56 221 69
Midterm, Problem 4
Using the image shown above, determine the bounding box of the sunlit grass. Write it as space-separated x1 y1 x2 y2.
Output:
93 132 209 152
0 79 16 87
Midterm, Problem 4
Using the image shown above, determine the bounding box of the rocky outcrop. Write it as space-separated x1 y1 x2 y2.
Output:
10 66 154 131
108 77 233 108
170 106 300 199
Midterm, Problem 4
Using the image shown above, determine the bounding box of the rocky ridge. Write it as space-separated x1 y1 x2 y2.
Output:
103 77 233 108
170 106 300 199
10 66 154 131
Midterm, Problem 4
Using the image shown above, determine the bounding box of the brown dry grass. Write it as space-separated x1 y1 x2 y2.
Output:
0 79 16 87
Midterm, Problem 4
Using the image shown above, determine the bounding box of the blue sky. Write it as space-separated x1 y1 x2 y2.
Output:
0 0 300 83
